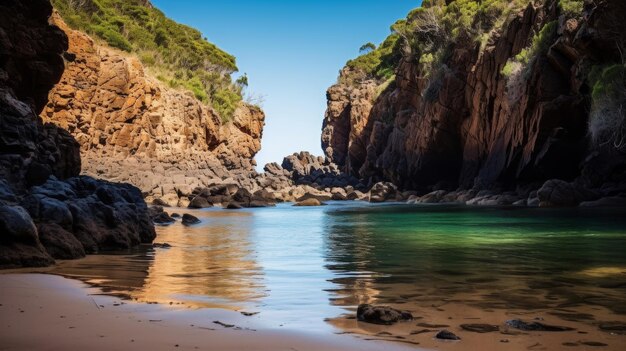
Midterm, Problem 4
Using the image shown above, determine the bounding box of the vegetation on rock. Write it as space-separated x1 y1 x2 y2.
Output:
52 0 244 121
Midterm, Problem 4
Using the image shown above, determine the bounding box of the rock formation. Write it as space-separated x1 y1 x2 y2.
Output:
41 14 265 207
322 0 626 206
0 0 155 268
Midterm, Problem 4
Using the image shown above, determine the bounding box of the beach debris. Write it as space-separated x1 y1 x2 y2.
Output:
182 213 201 226
460 323 500 333
599 322 626 335
356 304 413 325
505 319 575 331
410 329 432 335
435 330 461 340
240 311 259 316
213 321 235 328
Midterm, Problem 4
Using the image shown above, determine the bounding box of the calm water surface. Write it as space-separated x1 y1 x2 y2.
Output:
51 202 626 332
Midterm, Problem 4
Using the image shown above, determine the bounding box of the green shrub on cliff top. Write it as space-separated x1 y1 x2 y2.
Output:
52 0 243 122
559 0 584 17
340 0 532 85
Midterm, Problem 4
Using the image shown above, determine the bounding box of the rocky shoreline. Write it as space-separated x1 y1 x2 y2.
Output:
0 0 154 268
145 151 626 215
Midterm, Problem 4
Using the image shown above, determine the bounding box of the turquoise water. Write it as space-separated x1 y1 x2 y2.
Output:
52 202 626 331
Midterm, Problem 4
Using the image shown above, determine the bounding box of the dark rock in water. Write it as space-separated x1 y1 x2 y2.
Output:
435 330 461 340
153 243 172 248
537 180 599 207
148 206 175 225
225 202 243 209
598 322 626 334
368 182 398 203
171 213 180 218
460 323 500 333
37 223 85 259
188 196 211 209
580 196 626 207
356 304 413 325
562 342 579 347
182 214 201 226
294 198 324 207
505 319 575 331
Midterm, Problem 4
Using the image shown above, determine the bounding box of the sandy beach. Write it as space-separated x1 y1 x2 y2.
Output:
0 273 417 351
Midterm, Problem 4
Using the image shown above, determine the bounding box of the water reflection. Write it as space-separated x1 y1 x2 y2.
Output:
322 205 626 315
53 209 265 309
48 203 626 329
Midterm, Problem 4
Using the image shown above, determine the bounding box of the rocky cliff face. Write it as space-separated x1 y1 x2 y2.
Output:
323 0 626 204
0 0 155 268
41 15 265 207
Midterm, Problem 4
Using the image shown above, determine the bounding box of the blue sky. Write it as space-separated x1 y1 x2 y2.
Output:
151 0 421 169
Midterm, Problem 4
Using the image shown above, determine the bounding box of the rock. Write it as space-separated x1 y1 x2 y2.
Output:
368 182 398 203
182 213 201 226
356 304 413 325
460 324 500 333
0 206 39 245
579 196 626 207
39 13 266 205
416 190 448 204
320 1 626 196
153 212 175 225
37 223 85 259
189 196 211 209
0 1 155 267
153 242 172 248
537 180 599 207
505 319 575 331
435 330 461 340
225 202 243 209
294 198 324 207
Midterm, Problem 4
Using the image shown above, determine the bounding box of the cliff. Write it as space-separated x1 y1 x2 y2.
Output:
0 0 155 268
41 14 265 207
323 0 626 206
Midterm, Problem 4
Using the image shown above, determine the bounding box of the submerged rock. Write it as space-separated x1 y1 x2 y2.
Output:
356 304 413 325
293 198 324 207
181 213 201 226
505 319 575 332
460 323 500 333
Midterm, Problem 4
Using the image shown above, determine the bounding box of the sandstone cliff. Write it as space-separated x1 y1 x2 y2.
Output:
41 15 265 207
0 0 155 268
322 0 626 205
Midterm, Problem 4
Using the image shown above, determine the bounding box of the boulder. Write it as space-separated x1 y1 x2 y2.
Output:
182 213 201 226
435 330 461 340
189 196 212 209
537 179 600 207
37 223 85 259
356 304 413 325
368 182 398 203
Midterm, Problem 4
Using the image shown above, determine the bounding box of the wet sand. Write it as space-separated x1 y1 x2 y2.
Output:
330 286 626 351
0 273 417 351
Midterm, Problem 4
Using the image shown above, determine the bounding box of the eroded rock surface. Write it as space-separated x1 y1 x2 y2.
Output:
322 1 626 205
0 0 155 268
42 14 265 207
